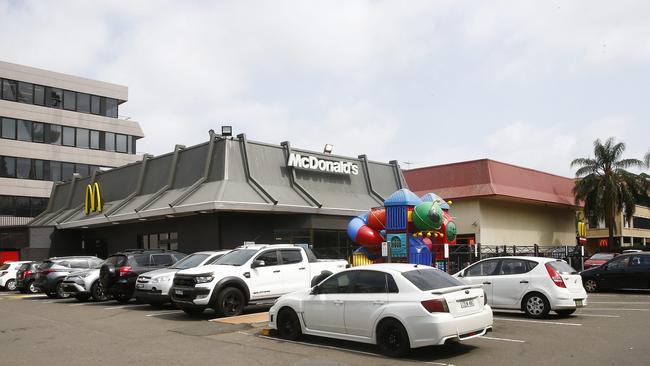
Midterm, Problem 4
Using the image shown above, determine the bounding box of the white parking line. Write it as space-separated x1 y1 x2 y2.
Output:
493 317 582 326
145 310 184 317
575 313 620 318
589 301 650 305
68 302 94 307
479 336 526 343
579 308 649 311
103 304 148 310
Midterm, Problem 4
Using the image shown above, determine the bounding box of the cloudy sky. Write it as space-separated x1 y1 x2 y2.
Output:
1 0 649 177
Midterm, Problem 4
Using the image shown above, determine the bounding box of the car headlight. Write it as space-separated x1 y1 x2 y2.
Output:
195 274 214 284
152 276 170 283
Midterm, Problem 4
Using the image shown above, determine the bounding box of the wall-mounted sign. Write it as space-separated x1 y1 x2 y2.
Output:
387 233 407 257
287 153 359 175
84 182 103 215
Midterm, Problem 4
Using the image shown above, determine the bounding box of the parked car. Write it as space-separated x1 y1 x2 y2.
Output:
0 261 33 291
622 249 643 254
171 244 348 316
35 257 104 298
269 263 493 357
135 250 230 306
454 256 587 318
581 252 650 292
61 263 109 302
584 253 618 269
16 262 41 294
100 249 186 303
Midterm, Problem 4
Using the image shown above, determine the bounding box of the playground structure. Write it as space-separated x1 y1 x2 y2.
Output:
347 188 457 267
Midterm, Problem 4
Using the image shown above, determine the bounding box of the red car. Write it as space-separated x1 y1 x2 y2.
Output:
584 253 618 269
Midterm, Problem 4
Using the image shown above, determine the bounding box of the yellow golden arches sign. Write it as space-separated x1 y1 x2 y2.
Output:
84 182 102 215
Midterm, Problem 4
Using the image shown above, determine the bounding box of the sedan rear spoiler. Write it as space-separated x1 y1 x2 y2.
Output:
431 284 483 295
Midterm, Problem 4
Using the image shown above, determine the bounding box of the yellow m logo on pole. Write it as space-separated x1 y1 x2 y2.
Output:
84 182 102 215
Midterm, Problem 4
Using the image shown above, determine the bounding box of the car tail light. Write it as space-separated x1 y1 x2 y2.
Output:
41 268 57 275
545 263 566 288
118 266 132 277
421 298 449 313
24 270 32 276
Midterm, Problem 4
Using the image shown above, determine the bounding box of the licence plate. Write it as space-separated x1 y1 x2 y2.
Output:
458 299 475 309
136 283 144 289
174 289 183 295
575 299 583 307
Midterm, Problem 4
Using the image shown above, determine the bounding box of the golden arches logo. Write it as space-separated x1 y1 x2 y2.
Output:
577 222 587 237
84 182 103 215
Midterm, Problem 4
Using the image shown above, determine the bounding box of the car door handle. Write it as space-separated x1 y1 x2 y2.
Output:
483 282 491 285
298 267 306 270
520 280 529 284
333 300 344 305
273 270 281 273
373 300 385 305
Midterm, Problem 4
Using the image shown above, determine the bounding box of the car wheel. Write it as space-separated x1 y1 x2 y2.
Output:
277 308 302 341
215 287 245 317
523 293 550 318
56 282 71 299
115 292 131 304
377 318 410 357
584 279 598 293
5 279 16 291
27 281 39 294
556 309 576 317
90 281 109 302
180 306 205 316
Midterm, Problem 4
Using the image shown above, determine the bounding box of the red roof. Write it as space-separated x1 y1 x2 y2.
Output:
404 159 580 207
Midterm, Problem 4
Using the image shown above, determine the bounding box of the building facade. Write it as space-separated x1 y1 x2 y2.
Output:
404 159 580 247
0 60 144 227
585 203 650 252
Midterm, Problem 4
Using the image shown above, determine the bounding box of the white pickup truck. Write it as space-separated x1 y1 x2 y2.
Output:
170 244 348 316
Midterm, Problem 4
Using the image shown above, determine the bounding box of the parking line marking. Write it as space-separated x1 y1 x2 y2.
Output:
69 302 94 307
493 317 581 326
589 301 650 304
479 336 525 343
575 313 620 318
145 310 184 317
103 304 148 310
579 308 649 311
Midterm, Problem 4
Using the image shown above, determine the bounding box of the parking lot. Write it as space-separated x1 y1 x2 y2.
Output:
0 291 647 366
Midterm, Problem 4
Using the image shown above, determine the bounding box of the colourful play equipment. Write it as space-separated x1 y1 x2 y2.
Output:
347 188 456 266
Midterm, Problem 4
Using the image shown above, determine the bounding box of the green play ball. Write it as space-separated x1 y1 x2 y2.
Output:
413 202 443 231
446 221 457 242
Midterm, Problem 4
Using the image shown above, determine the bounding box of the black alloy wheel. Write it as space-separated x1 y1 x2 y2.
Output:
56 282 71 299
277 309 302 341
216 287 245 317
91 281 109 302
583 279 598 293
377 318 410 357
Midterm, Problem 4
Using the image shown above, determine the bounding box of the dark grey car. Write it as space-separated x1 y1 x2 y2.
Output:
34 257 104 298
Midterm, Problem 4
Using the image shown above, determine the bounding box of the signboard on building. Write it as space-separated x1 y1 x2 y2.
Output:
387 233 407 257
287 153 359 175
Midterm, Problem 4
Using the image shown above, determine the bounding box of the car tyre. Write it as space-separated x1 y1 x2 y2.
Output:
56 281 71 299
5 279 16 291
556 309 576 317
27 281 39 294
377 318 410 357
90 281 109 302
584 279 598 293
277 308 302 341
180 306 205 316
215 287 245 317
523 293 550 318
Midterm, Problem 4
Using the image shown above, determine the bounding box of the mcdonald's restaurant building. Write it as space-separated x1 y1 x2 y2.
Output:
26 133 405 260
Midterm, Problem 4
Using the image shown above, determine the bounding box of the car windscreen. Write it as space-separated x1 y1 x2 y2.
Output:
402 268 465 291
170 254 210 269
212 249 257 266
547 260 578 274
0 264 9 270
590 253 615 260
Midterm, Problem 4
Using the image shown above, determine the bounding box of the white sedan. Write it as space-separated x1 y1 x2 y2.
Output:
269 263 493 357
454 256 587 318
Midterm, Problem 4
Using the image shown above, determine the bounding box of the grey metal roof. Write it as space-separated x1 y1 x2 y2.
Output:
30 133 406 229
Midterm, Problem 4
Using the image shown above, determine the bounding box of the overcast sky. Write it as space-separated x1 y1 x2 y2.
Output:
1 0 649 177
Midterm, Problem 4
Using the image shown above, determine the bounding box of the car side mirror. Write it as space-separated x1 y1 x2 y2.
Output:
251 260 266 269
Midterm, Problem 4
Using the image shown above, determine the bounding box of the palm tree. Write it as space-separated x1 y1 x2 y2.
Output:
571 138 646 251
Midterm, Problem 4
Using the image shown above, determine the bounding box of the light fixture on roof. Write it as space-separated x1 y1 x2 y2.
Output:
221 125 232 137
323 144 333 154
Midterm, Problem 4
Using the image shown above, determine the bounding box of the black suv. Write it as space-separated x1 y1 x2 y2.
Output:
16 262 42 294
35 256 104 298
100 249 186 303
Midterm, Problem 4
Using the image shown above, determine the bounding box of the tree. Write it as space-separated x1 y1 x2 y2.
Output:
571 138 646 251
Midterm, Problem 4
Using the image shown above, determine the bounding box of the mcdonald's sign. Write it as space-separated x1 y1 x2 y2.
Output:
577 222 587 237
84 182 103 215
599 239 608 248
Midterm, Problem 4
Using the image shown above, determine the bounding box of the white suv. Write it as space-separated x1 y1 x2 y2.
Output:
455 256 587 318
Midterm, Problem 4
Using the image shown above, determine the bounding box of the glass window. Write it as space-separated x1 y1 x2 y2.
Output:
32 122 44 143
89 165 99 177
76 128 89 148
547 260 578 274
498 259 529 275
105 132 115 151
32 159 43 180
30 197 46 217
70 259 90 269
62 126 75 146
15 196 30 217
387 274 399 293
90 95 100 114
352 270 387 294
34 85 45 105
151 254 174 266
255 250 279 266
280 250 303 265
1 118 16 139
90 130 100 149
47 124 62 145
116 134 127 153
50 161 61 181
16 158 31 179
318 272 354 294
105 98 118 117
61 163 74 181
402 268 464 291
213 249 257 266
132 254 151 267
75 164 89 177
149 234 159 249
0 195 14 215
17 120 32 141
170 254 210 269
63 90 76 110
76 93 90 113
2 79 17 101
17 82 33 104
127 136 133 154
465 260 499 277
46 87 62 108
0 156 16 178
42 160 51 181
